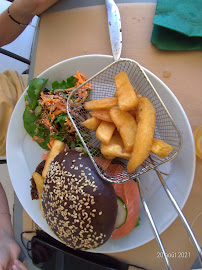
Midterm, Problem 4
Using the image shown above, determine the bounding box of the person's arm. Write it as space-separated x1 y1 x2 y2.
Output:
0 0 59 47
0 182 20 270
0 3 33 47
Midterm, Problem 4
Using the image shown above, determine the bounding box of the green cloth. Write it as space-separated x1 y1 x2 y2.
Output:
151 0 202 50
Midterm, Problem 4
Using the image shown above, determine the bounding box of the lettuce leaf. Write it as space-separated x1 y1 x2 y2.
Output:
23 98 38 138
27 78 47 109
23 97 50 150
52 76 77 90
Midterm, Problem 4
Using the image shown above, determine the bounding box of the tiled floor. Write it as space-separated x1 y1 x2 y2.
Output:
0 1 39 268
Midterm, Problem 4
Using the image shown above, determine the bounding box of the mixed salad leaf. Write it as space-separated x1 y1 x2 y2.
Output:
52 76 77 90
23 72 90 150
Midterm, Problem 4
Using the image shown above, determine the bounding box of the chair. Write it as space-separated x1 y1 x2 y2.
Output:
0 47 30 65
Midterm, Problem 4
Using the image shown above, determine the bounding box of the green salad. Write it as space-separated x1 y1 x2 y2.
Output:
23 72 90 150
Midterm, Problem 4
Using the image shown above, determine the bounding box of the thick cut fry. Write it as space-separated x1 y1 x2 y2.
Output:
101 133 121 158
101 144 131 160
110 108 137 152
32 172 44 198
82 117 101 131
108 132 124 146
32 172 45 218
127 97 156 173
101 133 131 160
90 110 112 122
128 107 138 119
151 138 173 158
42 140 65 179
96 121 116 145
114 71 138 111
84 97 118 110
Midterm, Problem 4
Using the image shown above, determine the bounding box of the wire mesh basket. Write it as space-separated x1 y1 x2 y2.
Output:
67 59 182 183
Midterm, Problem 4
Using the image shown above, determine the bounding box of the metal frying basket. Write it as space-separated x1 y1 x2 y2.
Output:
67 58 202 269
67 59 182 183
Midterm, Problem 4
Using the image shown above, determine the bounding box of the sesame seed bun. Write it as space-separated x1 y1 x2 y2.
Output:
41 150 118 250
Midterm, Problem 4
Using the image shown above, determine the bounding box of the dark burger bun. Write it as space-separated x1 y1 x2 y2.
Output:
41 150 118 250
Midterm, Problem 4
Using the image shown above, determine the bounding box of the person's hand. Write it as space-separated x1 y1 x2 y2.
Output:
0 230 21 270
12 260 29 270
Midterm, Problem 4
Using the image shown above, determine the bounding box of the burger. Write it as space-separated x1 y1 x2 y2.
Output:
41 150 118 250
31 149 140 250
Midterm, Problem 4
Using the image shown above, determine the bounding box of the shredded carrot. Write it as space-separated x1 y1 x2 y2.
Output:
41 92 45 100
54 100 66 111
47 138 55 149
49 137 55 146
74 70 88 85
71 71 90 103
53 109 63 115
32 136 45 143
43 119 52 129
48 111 55 123
64 86 76 92
64 117 75 132
65 118 71 125
36 71 91 150
47 143 52 149
44 98 57 103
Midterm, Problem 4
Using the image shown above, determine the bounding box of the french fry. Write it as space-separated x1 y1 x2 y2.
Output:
32 172 44 197
102 136 173 160
108 132 124 146
82 117 101 131
90 110 112 122
84 97 118 110
127 97 156 173
32 172 45 218
101 132 122 159
42 139 65 179
114 71 138 111
96 121 116 145
101 133 131 160
151 138 173 158
101 132 125 160
101 144 131 160
128 107 138 119
110 108 137 152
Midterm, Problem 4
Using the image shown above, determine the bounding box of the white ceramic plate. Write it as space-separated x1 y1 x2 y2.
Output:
6 55 195 253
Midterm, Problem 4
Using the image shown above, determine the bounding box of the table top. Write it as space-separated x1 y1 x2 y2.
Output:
19 1 202 270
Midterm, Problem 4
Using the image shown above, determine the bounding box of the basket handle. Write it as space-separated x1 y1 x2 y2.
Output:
135 177 172 270
154 167 202 267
